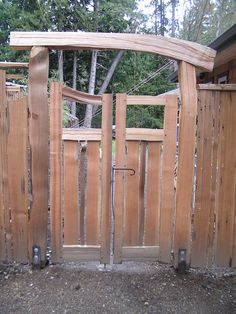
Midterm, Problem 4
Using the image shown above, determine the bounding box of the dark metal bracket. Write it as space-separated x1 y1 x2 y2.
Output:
112 167 135 176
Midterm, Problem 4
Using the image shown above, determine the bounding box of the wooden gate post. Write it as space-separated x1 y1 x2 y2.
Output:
28 47 49 266
50 82 63 263
174 61 198 269
100 94 113 264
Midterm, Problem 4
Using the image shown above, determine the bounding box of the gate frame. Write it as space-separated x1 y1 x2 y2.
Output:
50 82 113 264
10 31 216 268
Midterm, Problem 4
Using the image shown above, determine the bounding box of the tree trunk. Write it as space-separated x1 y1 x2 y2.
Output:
171 0 176 37
58 50 63 82
92 50 124 115
71 51 77 118
83 50 98 128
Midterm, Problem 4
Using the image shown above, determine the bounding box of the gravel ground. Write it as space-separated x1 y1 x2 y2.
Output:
0 261 235 314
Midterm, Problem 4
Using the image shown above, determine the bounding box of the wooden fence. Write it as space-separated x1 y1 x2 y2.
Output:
0 70 235 268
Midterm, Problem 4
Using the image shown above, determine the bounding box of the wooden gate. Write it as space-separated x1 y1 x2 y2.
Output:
50 83 112 264
113 94 178 263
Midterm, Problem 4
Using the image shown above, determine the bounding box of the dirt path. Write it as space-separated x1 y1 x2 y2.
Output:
0 262 235 314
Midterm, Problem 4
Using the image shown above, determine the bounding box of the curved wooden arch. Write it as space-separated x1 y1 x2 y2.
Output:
10 32 216 71
62 85 102 105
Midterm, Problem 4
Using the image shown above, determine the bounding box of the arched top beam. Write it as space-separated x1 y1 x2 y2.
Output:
10 32 216 71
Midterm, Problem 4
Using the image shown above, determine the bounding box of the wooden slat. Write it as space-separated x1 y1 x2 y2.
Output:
159 95 178 263
216 91 236 267
126 128 164 141
138 142 146 245
6 74 24 80
62 128 101 141
63 141 79 245
0 62 29 68
50 82 62 263
174 62 198 267
10 32 216 71
122 246 159 261
0 70 9 261
126 95 166 105
197 84 236 91
124 141 140 246
62 245 100 261
62 86 102 105
144 142 161 246
191 91 219 267
100 94 113 264
7 97 28 262
86 141 100 245
28 47 49 266
114 94 127 263
79 144 86 245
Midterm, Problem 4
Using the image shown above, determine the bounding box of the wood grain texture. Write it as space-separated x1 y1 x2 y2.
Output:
215 91 236 267
122 246 159 261
62 128 101 141
86 141 100 245
63 141 79 245
62 245 101 261
50 82 62 263
191 91 219 267
159 96 178 263
7 97 28 262
197 84 236 91
79 144 86 245
28 47 49 266
0 61 29 68
126 95 166 105
174 62 198 267
62 86 102 105
10 32 216 71
145 142 161 246
114 94 127 263
0 70 9 261
124 141 140 246
126 128 164 141
100 94 113 264
138 142 146 245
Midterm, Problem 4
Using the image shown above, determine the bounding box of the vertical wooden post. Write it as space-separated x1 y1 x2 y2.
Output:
101 94 113 264
50 82 62 263
0 70 11 261
8 97 28 262
174 62 197 267
28 47 49 266
114 94 127 263
159 95 178 263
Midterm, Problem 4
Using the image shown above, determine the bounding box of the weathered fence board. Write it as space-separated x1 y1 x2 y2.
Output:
86 141 100 245
64 141 79 245
7 97 28 262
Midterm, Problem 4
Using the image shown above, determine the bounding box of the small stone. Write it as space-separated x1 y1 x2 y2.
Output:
144 302 149 306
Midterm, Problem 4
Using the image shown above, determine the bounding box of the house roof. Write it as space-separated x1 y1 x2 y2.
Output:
209 23 236 51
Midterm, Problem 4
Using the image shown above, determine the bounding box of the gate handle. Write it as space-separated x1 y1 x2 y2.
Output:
112 167 135 176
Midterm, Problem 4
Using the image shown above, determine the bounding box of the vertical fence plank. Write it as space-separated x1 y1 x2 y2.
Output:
28 47 49 265
50 82 62 263
159 96 178 263
191 91 219 267
216 91 236 267
174 62 197 267
79 144 86 245
8 97 28 262
0 70 9 261
138 141 146 245
124 141 140 246
114 94 127 263
64 141 79 245
144 142 161 246
86 141 100 245
101 94 113 264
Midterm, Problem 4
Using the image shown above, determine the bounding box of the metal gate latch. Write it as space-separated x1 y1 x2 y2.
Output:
112 167 135 176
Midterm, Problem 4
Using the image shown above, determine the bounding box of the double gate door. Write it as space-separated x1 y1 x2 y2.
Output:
50 85 178 264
